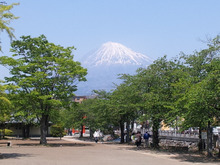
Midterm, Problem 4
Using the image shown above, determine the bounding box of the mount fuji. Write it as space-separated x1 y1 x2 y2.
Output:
83 42 153 67
76 42 154 95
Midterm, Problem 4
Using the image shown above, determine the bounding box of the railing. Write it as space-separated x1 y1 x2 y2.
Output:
159 130 199 139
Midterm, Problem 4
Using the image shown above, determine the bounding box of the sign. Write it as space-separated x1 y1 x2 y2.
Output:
201 130 207 139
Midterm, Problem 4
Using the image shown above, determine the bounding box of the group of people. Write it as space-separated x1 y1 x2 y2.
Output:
135 131 151 148
93 129 151 147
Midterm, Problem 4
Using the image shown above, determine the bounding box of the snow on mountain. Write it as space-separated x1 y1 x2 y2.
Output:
83 42 153 67
76 42 154 95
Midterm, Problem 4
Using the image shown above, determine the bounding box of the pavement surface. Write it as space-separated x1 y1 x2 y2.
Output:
0 136 219 165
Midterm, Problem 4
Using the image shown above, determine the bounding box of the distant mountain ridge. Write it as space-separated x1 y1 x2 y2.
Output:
76 42 154 95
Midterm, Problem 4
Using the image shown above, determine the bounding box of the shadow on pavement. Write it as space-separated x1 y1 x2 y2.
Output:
116 145 220 163
4 138 94 148
172 154 220 163
0 153 31 159
17 143 93 147
47 143 93 147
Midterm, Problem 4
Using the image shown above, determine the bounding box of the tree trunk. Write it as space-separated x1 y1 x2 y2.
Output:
40 114 49 145
120 121 125 143
198 128 205 151
2 128 5 139
218 148 220 158
22 124 30 139
80 124 83 138
152 118 160 148
131 120 134 132
207 121 213 157
2 124 6 139
90 128 94 139
126 121 130 143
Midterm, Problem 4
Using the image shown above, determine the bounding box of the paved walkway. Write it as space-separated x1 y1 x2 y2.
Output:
0 137 219 165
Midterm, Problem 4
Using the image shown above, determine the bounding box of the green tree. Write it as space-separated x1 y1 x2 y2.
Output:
109 76 141 143
135 56 180 148
60 107 75 134
0 83 11 117
77 91 114 138
0 35 87 144
9 90 38 138
69 102 87 138
0 2 19 51
0 83 11 138
61 90 114 139
182 59 220 156
86 98 113 136
178 36 220 156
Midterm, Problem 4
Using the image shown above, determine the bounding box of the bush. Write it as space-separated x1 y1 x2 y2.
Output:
50 124 66 139
5 129 13 136
0 129 13 137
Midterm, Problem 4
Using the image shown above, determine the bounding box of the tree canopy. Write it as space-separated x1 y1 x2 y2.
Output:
0 2 19 51
0 35 87 144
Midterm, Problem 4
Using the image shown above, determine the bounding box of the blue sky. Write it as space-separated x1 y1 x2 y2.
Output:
1 0 220 78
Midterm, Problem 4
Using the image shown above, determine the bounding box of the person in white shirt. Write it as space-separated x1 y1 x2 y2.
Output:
93 129 102 143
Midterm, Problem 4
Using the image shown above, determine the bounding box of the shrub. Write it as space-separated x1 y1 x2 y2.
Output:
5 129 13 136
50 124 66 139
0 129 13 137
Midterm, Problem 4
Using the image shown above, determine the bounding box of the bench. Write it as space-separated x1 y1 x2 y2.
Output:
0 141 11 147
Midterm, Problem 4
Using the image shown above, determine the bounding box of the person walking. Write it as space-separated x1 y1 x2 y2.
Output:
143 131 151 148
93 129 102 143
135 131 142 147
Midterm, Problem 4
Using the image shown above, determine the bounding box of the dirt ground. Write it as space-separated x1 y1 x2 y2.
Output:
0 137 220 165
0 137 86 147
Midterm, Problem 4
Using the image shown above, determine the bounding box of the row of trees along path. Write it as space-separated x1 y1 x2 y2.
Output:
69 36 220 158
0 2 220 158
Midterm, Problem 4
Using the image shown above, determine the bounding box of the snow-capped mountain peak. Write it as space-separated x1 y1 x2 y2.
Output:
83 42 153 67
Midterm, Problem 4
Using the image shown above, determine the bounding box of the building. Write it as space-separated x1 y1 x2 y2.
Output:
73 96 87 104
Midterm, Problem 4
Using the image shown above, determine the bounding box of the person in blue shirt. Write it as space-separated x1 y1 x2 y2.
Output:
143 131 151 148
